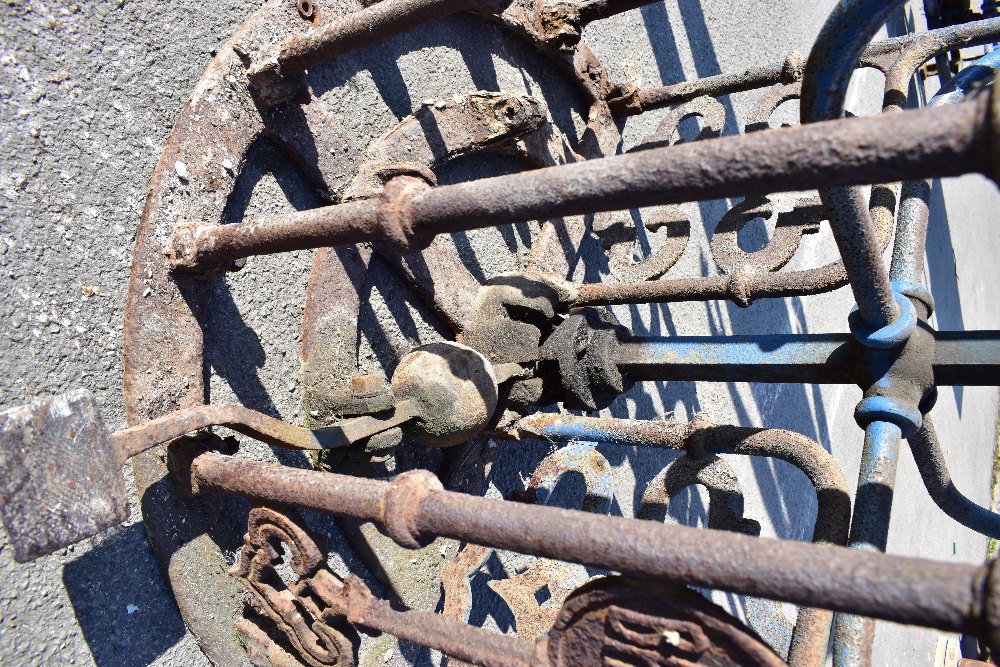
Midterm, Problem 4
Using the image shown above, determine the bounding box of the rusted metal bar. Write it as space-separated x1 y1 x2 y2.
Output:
331 577 536 667
610 52 805 116
406 92 993 250
169 92 998 271
113 404 338 459
188 452 1000 647
112 400 420 461
194 454 386 520
171 198 380 272
864 16 1000 58
610 17 1000 117
571 270 841 308
248 0 485 86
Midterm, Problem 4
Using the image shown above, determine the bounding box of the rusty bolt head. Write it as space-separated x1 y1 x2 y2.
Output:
390 342 498 447
296 0 316 20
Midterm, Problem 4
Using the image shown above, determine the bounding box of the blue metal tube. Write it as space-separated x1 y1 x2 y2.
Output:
616 334 857 384
929 49 1000 108
833 420 904 667
886 52 1000 543
892 50 1000 284
848 422 903 552
612 332 1000 386
801 0 908 329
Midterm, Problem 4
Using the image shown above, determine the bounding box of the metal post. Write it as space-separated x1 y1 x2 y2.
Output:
833 421 904 667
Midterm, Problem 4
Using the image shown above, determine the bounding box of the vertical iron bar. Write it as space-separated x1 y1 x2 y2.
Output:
890 179 931 284
801 0 907 329
833 421 903 667
803 4 921 662
893 50 1000 285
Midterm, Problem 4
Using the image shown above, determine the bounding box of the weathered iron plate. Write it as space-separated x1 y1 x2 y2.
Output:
0 388 126 563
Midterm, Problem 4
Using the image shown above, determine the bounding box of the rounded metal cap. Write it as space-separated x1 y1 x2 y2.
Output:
390 342 499 447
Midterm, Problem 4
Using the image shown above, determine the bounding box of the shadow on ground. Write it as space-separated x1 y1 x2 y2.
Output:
63 523 187 667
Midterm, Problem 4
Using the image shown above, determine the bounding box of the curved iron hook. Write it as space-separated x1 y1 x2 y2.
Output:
908 417 1000 539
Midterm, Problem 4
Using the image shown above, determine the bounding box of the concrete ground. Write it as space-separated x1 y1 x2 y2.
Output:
1 1 998 666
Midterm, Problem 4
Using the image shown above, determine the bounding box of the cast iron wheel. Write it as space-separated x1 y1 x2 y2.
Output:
122 1 977 664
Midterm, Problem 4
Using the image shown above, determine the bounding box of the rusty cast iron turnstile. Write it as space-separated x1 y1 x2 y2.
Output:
4 1 1000 665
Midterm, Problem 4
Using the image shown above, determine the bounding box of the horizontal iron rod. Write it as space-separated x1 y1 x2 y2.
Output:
189 452 999 645
613 331 1000 386
572 271 839 307
251 0 672 86
612 17 1000 116
613 53 803 116
333 577 535 667
169 90 998 270
864 16 1000 57
249 0 482 84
